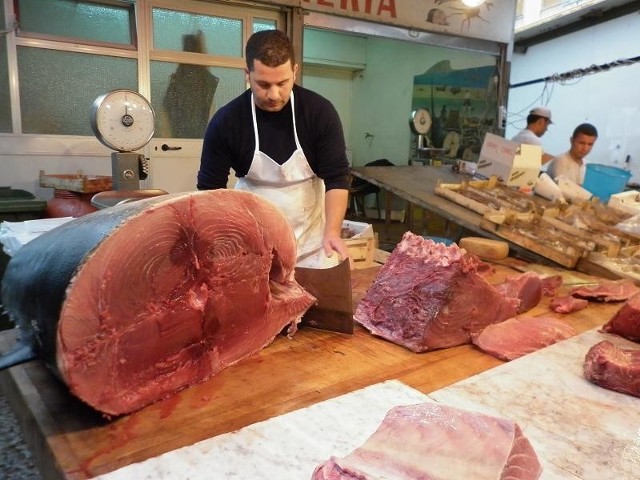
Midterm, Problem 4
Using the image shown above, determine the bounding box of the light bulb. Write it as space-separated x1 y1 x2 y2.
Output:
462 0 486 6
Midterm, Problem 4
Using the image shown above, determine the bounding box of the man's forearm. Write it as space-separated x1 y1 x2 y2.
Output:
324 188 348 237
323 188 349 259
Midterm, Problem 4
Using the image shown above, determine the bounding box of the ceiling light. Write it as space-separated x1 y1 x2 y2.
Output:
462 0 486 7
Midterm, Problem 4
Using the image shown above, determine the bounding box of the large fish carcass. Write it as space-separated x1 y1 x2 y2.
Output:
0 190 315 416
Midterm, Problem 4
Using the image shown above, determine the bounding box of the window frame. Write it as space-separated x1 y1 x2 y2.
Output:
0 0 285 156
14 0 138 51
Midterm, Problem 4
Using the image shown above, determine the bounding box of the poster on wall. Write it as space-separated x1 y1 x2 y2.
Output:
262 0 516 44
412 60 498 161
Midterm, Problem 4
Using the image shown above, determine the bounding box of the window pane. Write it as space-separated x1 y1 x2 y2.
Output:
18 47 137 135
153 9 242 57
17 0 133 45
0 8 11 133
253 18 277 33
151 60 246 139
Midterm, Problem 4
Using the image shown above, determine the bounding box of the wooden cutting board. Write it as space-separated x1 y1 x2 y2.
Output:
0 261 624 479
95 329 640 480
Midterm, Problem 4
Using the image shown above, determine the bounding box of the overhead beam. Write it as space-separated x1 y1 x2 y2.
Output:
514 1 640 53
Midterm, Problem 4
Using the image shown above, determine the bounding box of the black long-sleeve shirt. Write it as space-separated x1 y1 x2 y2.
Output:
197 85 350 191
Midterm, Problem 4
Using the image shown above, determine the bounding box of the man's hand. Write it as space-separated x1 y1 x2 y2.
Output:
323 234 349 262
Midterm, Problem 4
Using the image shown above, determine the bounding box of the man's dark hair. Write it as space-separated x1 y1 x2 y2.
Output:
245 30 294 71
573 123 598 138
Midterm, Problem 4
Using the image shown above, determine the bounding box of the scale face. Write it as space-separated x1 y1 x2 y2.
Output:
91 89 156 190
409 108 432 136
90 89 155 152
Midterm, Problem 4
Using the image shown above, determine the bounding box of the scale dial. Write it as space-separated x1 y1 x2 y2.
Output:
409 108 432 135
90 89 155 152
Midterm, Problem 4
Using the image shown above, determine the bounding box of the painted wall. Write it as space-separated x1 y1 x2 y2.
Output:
303 28 496 167
505 12 640 183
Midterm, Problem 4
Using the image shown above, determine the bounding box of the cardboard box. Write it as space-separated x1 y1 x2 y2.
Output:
475 133 542 187
342 220 376 269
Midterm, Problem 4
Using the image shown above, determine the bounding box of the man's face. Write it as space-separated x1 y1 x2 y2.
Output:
535 118 551 137
246 59 297 112
569 132 597 161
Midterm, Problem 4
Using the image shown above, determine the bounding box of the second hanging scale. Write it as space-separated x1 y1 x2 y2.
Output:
408 108 447 165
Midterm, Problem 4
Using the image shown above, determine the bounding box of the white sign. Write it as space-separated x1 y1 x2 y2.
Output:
476 133 542 187
262 0 516 44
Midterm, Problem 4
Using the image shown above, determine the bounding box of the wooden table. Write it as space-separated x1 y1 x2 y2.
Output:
0 261 616 479
351 165 558 265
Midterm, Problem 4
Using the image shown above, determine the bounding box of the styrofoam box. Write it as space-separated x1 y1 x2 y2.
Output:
608 190 640 215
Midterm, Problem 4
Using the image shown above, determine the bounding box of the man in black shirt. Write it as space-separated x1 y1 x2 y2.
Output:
198 29 350 267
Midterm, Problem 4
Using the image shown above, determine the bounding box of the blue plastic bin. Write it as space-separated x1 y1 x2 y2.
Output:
423 236 453 246
583 164 631 203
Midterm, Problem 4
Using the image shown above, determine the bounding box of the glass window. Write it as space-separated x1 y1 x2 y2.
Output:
0 7 11 133
17 0 134 46
253 18 277 33
151 61 246 139
153 9 242 57
18 47 137 135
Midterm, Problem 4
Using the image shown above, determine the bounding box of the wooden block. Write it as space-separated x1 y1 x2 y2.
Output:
479 220 583 269
434 183 492 216
540 216 620 257
459 237 509 261
39 170 112 193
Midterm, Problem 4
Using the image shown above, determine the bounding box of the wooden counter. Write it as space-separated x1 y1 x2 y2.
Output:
351 165 560 265
0 261 617 479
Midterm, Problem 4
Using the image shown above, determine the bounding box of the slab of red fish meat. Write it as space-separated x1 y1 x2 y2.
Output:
570 279 640 302
494 272 543 314
541 274 563 296
601 292 640 342
1 190 315 415
472 315 577 361
354 232 519 352
550 295 589 314
584 340 640 398
312 402 542 480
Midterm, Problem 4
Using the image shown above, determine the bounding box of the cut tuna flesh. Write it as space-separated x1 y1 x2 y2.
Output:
570 279 640 302
312 402 542 480
1 190 315 415
584 340 640 398
354 232 519 352
541 274 563 296
601 292 640 342
472 315 577 361
550 295 589 314
494 272 542 314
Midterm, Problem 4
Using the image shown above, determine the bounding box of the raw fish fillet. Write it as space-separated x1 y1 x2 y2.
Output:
312 402 542 480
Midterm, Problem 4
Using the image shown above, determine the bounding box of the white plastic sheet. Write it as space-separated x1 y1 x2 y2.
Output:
0 217 73 256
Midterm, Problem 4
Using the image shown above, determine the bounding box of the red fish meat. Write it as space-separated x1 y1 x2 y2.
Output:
312 402 542 480
1 190 315 415
584 340 640 398
354 232 519 352
472 315 577 361
601 292 640 342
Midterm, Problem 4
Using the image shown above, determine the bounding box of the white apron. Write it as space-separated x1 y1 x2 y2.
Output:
235 92 338 268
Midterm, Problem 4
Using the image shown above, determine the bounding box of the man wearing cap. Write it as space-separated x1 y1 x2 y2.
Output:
511 107 554 164
546 123 598 185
